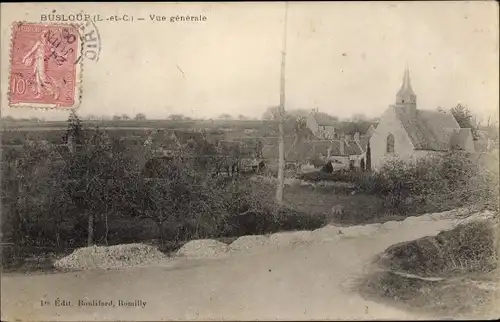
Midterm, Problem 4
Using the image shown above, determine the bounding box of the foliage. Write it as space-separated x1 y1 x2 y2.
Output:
62 110 85 145
356 152 498 214
168 114 185 121
134 113 146 120
2 115 325 252
218 114 232 120
359 218 499 317
451 103 478 139
261 107 315 121
297 169 362 183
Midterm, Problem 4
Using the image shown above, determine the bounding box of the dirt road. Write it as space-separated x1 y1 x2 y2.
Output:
1 215 460 321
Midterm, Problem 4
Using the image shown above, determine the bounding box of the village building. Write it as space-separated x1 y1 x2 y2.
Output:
306 109 337 140
333 121 377 140
369 68 475 171
262 136 367 172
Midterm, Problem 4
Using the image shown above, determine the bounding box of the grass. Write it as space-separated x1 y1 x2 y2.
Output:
356 217 500 318
259 182 406 226
359 269 499 318
1 245 73 274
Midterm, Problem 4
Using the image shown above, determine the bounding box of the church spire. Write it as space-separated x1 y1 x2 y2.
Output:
396 66 417 108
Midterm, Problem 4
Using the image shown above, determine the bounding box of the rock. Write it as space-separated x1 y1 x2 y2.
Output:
229 235 270 253
341 224 381 238
383 221 401 230
54 243 166 270
176 239 229 258
455 210 498 226
403 215 420 224
268 231 313 249
311 225 342 242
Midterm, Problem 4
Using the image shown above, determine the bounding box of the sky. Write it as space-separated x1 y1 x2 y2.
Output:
1 1 498 123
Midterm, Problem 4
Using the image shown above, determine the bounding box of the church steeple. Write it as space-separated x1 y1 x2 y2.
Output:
396 67 417 108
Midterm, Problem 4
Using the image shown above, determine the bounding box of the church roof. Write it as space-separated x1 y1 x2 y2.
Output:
334 121 376 136
393 105 463 151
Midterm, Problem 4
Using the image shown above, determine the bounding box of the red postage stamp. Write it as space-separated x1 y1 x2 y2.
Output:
9 22 82 110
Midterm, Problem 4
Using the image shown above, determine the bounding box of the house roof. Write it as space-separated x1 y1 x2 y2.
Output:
334 121 377 136
262 137 364 163
312 112 337 126
358 135 371 152
262 136 307 162
328 140 363 156
346 140 363 155
309 140 331 156
393 105 462 151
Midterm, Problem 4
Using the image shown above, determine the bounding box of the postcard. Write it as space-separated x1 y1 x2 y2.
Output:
1 2 498 321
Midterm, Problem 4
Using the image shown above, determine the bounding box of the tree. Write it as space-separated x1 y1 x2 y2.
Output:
1 115 16 121
112 115 122 121
63 110 85 148
61 127 136 246
262 106 280 120
135 113 146 121
451 103 479 140
219 114 232 120
238 114 248 120
263 107 319 122
121 114 131 120
168 114 184 121
351 113 367 122
132 145 226 242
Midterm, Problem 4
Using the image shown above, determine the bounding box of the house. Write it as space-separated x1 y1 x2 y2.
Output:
262 136 367 171
262 136 300 166
369 68 475 171
326 139 366 170
306 109 337 139
333 121 377 140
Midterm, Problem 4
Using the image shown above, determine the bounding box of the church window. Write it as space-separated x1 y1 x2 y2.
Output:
386 134 395 153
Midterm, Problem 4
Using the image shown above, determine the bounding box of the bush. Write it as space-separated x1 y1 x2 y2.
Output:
355 152 498 215
357 217 499 317
379 219 498 276
0 115 330 261
297 170 361 183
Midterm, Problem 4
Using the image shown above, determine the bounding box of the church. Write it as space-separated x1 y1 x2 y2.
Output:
369 68 475 171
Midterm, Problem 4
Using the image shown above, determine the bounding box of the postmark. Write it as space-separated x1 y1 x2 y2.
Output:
9 22 82 110
76 17 102 64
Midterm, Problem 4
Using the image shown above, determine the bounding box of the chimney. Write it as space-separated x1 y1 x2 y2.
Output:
339 140 345 155
354 132 360 142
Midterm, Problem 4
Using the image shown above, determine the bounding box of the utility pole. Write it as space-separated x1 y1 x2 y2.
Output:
276 2 288 204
